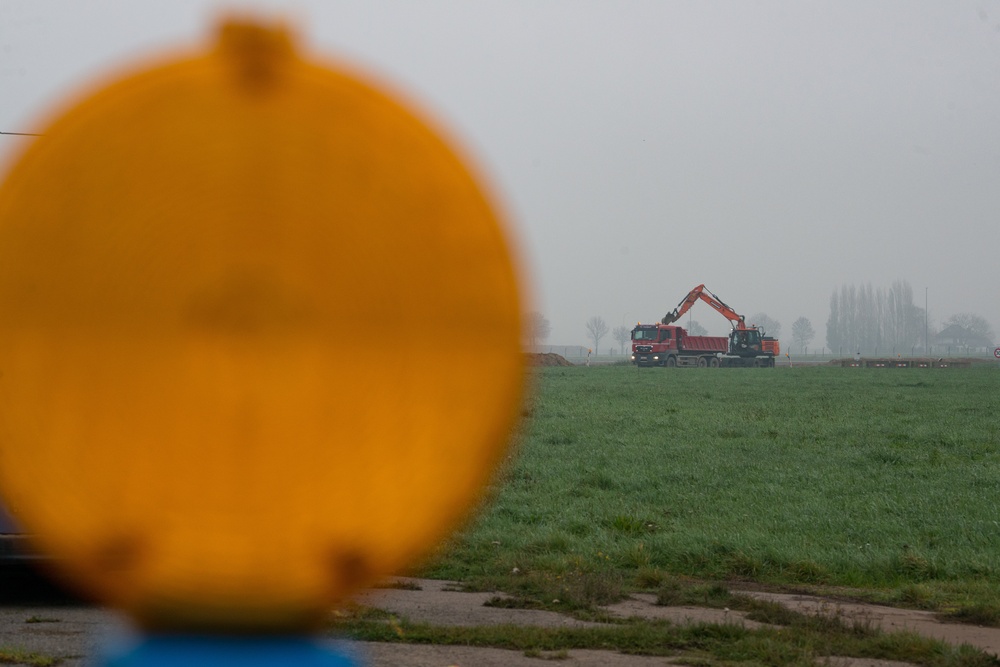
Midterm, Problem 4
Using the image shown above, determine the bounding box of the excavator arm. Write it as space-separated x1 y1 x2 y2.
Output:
661 284 747 329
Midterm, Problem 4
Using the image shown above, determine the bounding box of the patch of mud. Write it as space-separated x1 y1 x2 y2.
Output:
359 643 689 666
603 592 768 629
352 578 600 629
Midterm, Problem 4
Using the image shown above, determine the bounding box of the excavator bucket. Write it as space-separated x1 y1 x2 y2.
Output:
661 311 679 325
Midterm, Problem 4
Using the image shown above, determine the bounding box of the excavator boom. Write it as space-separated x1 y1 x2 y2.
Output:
661 284 746 329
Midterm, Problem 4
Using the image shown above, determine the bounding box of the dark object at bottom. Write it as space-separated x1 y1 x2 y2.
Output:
99 635 364 667
0 538 85 605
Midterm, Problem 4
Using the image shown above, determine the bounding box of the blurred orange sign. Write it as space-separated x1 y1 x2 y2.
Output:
0 19 524 632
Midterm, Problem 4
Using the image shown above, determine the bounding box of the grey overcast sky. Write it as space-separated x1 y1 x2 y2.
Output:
2 1 999 349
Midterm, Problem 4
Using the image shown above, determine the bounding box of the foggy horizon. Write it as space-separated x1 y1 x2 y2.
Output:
2 2 998 351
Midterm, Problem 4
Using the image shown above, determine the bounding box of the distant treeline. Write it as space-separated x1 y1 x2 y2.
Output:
826 280 925 354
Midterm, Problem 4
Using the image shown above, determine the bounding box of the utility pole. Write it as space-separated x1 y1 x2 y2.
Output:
925 287 928 356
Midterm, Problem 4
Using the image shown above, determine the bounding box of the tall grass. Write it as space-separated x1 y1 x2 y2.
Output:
423 365 1000 605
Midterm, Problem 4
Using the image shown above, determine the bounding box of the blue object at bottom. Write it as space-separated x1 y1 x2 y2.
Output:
98 634 363 667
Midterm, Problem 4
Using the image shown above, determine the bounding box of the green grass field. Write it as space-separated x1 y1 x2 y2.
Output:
422 364 1000 616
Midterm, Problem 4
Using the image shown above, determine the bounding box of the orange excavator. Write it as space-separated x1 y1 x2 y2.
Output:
661 284 780 361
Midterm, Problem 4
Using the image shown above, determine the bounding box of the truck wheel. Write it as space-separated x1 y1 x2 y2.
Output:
710 357 720 368
697 357 707 368
665 356 676 368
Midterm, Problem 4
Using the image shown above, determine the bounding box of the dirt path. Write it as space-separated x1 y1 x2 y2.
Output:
745 591 1000 657
3 578 1000 666
353 578 1000 667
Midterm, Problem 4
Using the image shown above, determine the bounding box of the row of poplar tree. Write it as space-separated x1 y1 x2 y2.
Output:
825 280 926 354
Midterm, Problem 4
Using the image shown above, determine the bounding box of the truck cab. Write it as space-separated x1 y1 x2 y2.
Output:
630 323 676 366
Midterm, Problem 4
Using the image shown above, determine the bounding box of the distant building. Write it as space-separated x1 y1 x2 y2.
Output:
932 324 994 352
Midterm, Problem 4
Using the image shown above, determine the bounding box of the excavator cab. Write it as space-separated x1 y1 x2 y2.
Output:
730 328 763 355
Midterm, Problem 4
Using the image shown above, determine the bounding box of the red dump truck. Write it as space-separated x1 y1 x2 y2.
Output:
630 323 730 367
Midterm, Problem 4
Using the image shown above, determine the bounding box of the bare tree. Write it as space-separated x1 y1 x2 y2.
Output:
748 313 781 338
791 317 815 353
686 320 708 336
524 311 551 350
585 316 609 354
612 325 631 355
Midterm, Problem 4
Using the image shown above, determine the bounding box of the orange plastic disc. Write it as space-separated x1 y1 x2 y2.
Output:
0 20 524 631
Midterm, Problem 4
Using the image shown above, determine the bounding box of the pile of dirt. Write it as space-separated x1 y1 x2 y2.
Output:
527 352 574 367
